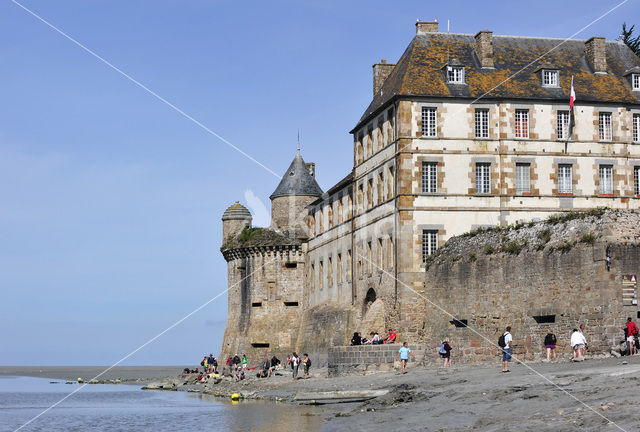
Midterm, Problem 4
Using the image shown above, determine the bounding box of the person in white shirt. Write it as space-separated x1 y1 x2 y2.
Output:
502 326 513 373
570 328 587 361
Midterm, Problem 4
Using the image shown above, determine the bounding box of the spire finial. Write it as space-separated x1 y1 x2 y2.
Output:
297 129 300 153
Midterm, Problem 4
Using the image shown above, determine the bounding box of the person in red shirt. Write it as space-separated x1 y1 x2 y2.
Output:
385 329 397 344
624 318 639 355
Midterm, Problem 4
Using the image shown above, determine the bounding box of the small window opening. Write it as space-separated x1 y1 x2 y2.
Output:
251 343 270 348
284 301 299 307
533 315 556 323
251 302 262 307
636 311 640 319
284 262 297 268
450 319 468 328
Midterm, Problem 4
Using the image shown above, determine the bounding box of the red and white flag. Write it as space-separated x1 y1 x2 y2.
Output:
569 76 576 110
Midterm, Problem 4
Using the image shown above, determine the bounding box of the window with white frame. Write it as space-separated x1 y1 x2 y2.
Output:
542 70 559 87
515 163 531 195
635 166 640 196
422 230 438 263
476 163 491 194
447 66 465 84
421 162 437 193
475 109 489 138
421 107 437 137
515 109 529 138
557 111 570 140
558 164 572 194
599 165 613 195
599 112 612 141
634 113 640 143
633 74 640 91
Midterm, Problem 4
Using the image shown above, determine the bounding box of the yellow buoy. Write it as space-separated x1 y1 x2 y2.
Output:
77 378 83 383
231 393 240 401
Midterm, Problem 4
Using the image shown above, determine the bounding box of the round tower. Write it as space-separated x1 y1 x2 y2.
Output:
222 201 252 243
269 150 323 233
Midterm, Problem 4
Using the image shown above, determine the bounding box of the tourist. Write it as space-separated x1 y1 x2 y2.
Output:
291 352 300 380
286 354 292 369
257 358 271 378
233 354 241 369
350 332 362 345
235 367 245 381
623 318 639 355
226 356 233 374
302 353 311 378
270 356 280 375
396 342 415 374
579 324 588 358
501 326 513 373
201 355 208 372
372 332 381 345
241 354 248 369
211 357 218 373
361 333 371 344
438 339 453 368
570 328 587 361
544 329 557 362
385 329 397 344
208 354 215 373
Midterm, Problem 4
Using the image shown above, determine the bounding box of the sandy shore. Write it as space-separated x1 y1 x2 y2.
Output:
3 358 640 431
143 356 640 431
0 366 182 382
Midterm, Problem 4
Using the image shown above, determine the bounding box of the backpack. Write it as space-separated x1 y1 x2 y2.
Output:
498 333 506 348
438 343 447 355
307 358 311 367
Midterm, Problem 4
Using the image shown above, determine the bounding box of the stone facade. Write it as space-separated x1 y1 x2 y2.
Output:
327 343 425 377
219 22 640 371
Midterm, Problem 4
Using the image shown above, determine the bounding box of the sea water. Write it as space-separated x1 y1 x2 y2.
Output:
0 376 327 432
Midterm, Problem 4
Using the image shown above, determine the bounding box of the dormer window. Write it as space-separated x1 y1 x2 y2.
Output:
633 74 640 91
447 66 465 84
542 69 559 87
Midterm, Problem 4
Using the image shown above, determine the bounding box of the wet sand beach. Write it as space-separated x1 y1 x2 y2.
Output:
144 356 640 431
4 357 640 431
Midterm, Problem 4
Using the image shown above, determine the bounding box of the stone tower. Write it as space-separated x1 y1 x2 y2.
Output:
269 150 323 235
221 201 252 243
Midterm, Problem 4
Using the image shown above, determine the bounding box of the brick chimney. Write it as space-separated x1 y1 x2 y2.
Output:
474 31 494 68
372 59 395 96
585 37 607 74
416 20 438 34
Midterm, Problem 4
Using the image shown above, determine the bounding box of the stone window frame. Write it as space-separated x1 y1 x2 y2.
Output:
417 225 445 267
386 107 395 144
420 106 438 138
386 233 394 270
327 203 334 229
551 158 580 196
355 133 364 165
318 260 324 290
598 111 613 142
475 108 490 139
336 252 343 284
416 156 445 195
468 157 498 196
514 108 530 139
346 249 352 281
597 164 614 196
556 110 570 141
632 111 640 144
510 157 539 196
327 255 333 288
593 159 621 197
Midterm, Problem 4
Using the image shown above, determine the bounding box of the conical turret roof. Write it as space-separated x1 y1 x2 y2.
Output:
222 201 252 220
270 151 323 199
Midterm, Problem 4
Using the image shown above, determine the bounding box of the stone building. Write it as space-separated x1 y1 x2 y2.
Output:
219 21 640 366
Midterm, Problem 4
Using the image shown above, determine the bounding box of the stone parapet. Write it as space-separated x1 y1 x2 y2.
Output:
328 344 427 377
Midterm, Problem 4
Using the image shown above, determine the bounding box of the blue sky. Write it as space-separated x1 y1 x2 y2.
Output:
1 0 637 366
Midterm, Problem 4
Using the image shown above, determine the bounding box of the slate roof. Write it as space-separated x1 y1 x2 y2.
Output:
270 151 324 199
353 33 640 132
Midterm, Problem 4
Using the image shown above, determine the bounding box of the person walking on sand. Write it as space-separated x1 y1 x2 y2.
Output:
438 339 453 367
500 326 513 373
291 352 300 380
396 342 415 374
579 324 588 358
544 329 557 362
302 353 311 378
570 328 587 361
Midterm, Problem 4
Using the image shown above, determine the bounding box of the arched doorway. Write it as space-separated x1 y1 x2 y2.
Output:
360 288 385 336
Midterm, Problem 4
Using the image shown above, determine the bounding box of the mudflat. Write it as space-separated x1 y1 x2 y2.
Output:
0 366 181 382
145 356 640 431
